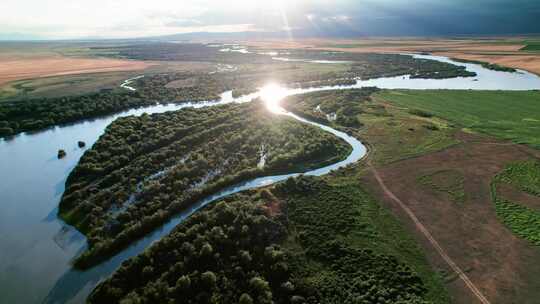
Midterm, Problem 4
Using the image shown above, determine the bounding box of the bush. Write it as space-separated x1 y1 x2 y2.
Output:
409 109 433 118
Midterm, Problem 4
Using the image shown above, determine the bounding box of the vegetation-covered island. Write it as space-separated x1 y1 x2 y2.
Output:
59 101 351 268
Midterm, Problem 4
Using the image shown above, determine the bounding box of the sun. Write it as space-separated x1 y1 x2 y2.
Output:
259 83 288 114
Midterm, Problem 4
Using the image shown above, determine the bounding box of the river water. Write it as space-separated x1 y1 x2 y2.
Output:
0 55 539 304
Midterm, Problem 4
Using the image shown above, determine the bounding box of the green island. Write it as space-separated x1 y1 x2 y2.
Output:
492 161 540 246
89 174 448 304
451 58 517 73
60 101 351 268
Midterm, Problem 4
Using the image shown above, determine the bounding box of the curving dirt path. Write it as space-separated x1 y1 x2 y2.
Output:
368 161 491 304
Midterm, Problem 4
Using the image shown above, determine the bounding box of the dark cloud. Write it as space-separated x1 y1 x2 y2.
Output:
254 0 540 36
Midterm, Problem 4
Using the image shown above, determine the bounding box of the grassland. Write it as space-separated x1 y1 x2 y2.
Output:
283 89 459 165
378 90 540 148
418 170 465 204
492 161 540 246
521 40 540 52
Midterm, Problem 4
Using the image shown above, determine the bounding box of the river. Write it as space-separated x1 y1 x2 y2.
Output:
0 55 539 304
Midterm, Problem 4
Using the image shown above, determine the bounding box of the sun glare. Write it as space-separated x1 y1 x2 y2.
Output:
259 83 288 114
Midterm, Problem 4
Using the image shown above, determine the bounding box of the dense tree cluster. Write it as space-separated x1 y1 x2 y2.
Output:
89 175 440 304
294 78 357 89
60 102 350 268
97 43 274 64
135 72 224 102
0 90 148 137
283 88 380 128
275 176 435 304
451 58 517 73
89 196 296 304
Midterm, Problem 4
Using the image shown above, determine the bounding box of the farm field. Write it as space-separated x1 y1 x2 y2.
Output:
377 90 540 148
0 56 151 86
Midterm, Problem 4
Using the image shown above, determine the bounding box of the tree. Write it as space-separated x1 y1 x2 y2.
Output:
142 266 154 280
200 242 214 257
249 277 272 303
239 293 254 304
201 271 217 289
290 295 306 304
119 291 142 304
176 275 191 291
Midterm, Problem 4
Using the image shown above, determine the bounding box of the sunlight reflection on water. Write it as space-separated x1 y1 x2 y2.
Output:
259 83 289 114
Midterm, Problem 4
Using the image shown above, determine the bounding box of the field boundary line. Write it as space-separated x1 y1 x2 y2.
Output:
368 162 491 304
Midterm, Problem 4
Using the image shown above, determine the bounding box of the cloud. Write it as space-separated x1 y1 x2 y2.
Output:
321 15 352 23
0 0 539 39
164 19 203 28
306 14 317 22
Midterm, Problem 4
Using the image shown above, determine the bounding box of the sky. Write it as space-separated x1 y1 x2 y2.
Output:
1 0 539 40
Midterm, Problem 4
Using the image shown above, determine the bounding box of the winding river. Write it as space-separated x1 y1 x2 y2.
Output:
0 55 539 304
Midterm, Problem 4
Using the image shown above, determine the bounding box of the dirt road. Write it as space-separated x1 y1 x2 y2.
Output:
368 161 491 304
